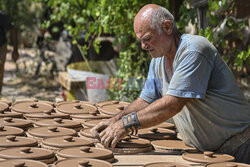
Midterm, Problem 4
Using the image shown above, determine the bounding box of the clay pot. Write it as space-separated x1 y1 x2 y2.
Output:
78 128 100 143
205 162 250 167
150 122 176 130
0 117 32 131
96 100 129 107
96 137 152 154
151 140 198 154
56 146 114 162
24 110 69 121
0 111 23 118
11 101 54 114
144 162 192 167
41 136 94 151
182 151 235 163
97 101 130 116
0 100 12 106
56 101 97 115
0 159 48 167
0 147 56 164
55 100 95 107
33 118 82 131
0 136 38 148
81 119 106 128
70 112 111 121
135 128 177 140
0 125 24 137
27 126 77 143
0 101 10 112
52 158 113 167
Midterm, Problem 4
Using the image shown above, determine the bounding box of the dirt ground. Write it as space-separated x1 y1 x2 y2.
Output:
1 47 62 102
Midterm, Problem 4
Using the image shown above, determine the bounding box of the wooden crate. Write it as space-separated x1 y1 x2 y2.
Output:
58 72 85 91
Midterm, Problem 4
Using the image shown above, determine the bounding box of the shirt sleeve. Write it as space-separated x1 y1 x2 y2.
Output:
140 60 161 103
0 11 13 30
166 51 212 99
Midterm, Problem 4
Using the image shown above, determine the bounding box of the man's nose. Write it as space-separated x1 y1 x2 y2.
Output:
141 42 149 50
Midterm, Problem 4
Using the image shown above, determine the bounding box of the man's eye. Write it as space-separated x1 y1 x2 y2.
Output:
144 36 151 41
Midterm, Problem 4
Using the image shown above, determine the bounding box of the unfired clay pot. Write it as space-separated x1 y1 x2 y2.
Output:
0 147 56 164
27 126 77 142
41 136 94 151
52 158 113 167
0 125 24 137
56 146 114 162
0 159 48 167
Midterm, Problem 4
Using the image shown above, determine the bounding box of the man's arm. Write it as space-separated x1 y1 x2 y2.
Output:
137 94 188 128
112 97 150 122
99 95 190 148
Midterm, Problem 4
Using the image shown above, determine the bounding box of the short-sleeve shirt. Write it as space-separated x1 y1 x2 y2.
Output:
140 34 250 151
0 10 13 46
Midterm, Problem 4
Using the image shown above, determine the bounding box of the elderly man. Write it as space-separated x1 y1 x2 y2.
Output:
92 4 250 163
0 10 19 94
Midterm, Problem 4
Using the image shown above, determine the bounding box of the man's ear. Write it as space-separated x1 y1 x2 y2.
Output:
162 20 173 35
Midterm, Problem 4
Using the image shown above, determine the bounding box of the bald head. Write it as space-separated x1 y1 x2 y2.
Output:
135 4 160 20
134 4 176 34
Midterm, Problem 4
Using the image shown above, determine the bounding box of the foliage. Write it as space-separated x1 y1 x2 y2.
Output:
39 0 172 102
198 0 249 73
40 0 249 102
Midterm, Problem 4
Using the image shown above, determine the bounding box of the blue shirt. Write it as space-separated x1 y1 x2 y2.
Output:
0 10 13 46
140 34 250 151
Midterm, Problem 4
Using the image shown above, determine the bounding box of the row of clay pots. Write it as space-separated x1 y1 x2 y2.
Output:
1 99 129 116
1 100 247 166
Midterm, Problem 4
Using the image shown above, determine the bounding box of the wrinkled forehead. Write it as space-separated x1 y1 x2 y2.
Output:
134 13 152 36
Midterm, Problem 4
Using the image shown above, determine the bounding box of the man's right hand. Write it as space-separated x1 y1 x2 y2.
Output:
91 118 115 140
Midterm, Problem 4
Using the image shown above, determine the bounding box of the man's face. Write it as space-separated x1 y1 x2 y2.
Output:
134 19 170 58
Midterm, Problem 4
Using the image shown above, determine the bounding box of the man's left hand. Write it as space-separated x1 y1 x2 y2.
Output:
12 50 19 62
99 119 128 149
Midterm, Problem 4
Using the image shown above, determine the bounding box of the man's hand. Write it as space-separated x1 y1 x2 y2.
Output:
11 50 19 62
91 118 115 139
99 120 128 149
